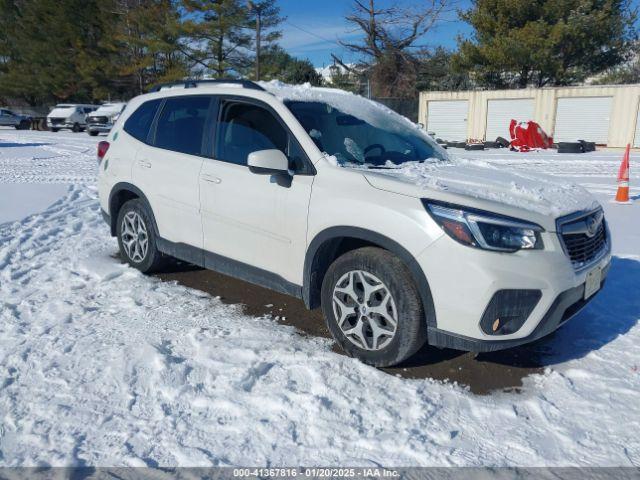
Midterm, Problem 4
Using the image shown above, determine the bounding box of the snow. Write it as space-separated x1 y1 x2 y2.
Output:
366 157 600 217
0 183 68 225
1 130 639 467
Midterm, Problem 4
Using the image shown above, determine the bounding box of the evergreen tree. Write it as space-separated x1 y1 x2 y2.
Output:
113 0 190 96
181 0 253 78
416 47 472 91
246 0 284 80
260 45 322 85
454 0 638 88
0 0 118 104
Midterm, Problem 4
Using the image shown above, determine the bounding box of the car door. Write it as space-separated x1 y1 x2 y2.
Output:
199 97 314 285
132 95 214 249
0 110 13 126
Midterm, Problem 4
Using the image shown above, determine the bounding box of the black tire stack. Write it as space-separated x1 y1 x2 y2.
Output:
557 141 596 154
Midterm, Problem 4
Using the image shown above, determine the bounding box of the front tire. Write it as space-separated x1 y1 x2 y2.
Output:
72 123 80 132
116 199 166 273
321 247 427 367
88 130 99 136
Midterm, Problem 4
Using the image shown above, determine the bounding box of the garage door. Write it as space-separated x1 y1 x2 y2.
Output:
634 104 640 148
426 100 468 141
554 97 612 144
485 99 534 141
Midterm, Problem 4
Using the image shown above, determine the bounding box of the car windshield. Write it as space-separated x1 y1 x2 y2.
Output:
285 100 446 168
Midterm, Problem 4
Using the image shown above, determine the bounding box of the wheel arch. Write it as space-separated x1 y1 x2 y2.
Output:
303 226 437 328
107 182 159 237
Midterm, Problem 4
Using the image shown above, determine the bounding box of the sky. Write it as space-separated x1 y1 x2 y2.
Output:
277 0 474 68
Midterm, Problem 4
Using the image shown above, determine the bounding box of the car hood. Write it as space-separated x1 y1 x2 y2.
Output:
91 106 123 117
361 158 600 231
48 107 76 118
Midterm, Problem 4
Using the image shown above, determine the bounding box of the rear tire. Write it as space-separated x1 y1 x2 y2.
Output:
116 199 166 273
321 247 427 367
72 123 80 133
50 128 59 132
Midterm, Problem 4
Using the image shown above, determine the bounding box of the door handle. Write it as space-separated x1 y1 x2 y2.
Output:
138 159 152 169
201 174 221 184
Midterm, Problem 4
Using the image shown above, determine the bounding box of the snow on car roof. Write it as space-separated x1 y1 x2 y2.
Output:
259 80 424 136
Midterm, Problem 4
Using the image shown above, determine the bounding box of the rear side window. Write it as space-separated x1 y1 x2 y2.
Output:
154 96 212 156
216 101 287 166
124 99 161 142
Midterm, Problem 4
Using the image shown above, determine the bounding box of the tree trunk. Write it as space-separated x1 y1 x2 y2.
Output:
255 13 261 80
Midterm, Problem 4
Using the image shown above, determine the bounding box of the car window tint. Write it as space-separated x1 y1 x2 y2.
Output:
217 101 287 166
155 96 211 156
124 99 161 142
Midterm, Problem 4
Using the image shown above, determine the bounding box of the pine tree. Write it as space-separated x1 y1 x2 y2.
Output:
0 0 118 104
181 0 253 78
259 45 322 85
246 0 284 80
454 0 638 88
113 0 190 95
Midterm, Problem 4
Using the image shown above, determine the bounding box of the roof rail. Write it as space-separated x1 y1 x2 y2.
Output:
149 79 266 93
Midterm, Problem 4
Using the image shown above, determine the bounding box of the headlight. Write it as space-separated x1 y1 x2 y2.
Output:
423 200 544 252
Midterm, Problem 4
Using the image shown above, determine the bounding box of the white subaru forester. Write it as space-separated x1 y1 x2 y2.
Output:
97 80 611 367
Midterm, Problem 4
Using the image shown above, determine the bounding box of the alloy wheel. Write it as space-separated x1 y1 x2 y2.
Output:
332 270 398 351
120 211 149 263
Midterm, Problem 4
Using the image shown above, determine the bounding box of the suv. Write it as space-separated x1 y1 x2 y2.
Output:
0 108 31 129
87 102 127 136
47 104 98 132
97 80 611 367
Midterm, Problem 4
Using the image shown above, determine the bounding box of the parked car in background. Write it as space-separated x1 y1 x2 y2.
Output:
97 80 611 367
0 108 32 129
47 104 98 132
87 102 127 136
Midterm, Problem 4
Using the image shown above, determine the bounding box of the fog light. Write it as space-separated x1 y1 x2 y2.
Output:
480 290 542 335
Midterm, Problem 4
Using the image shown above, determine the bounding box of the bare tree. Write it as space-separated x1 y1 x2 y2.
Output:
339 0 449 97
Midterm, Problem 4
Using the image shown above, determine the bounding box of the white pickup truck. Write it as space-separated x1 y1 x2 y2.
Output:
86 103 127 136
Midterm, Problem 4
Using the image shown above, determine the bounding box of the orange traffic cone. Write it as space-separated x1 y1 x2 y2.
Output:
613 143 632 204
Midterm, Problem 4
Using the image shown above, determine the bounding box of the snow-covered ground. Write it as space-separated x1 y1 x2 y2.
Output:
0 129 639 467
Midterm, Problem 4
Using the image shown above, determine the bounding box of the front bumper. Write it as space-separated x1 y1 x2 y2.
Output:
427 261 610 352
88 123 113 133
418 228 612 351
47 121 79 129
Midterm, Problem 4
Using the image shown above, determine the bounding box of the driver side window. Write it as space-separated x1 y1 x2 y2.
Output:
216 101 288 166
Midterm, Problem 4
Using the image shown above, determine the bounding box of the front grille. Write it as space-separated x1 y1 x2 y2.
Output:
558 209 608 269
88 116 109 124
49 117 65 125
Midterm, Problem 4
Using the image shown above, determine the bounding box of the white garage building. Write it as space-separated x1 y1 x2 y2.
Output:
419 84 640 148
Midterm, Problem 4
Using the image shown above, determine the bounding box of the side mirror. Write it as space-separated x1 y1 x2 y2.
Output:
248 149 289 175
